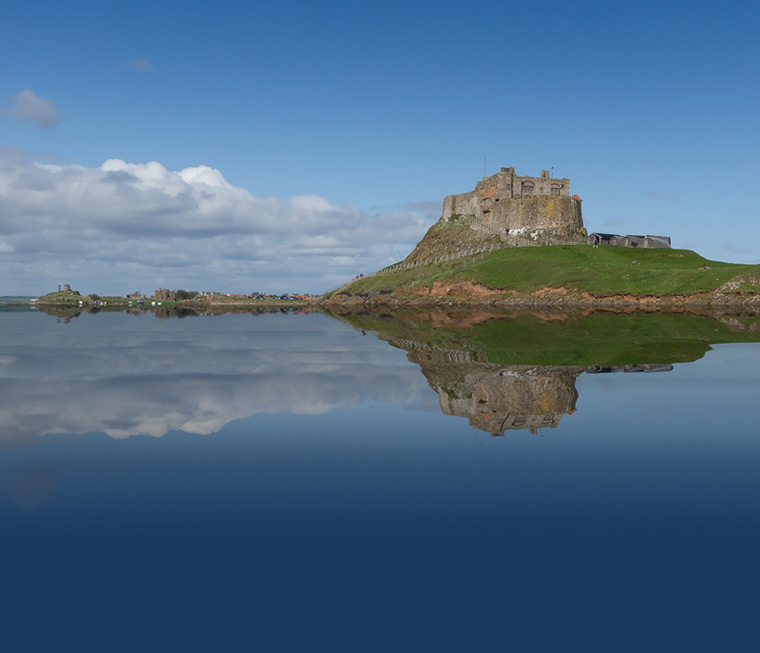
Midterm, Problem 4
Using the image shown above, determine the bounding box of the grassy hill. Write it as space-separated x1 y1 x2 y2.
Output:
328 244 760 300
32 290 86 304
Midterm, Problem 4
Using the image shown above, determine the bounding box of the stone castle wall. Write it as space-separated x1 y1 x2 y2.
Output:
442 167 585 245
442 191 480 220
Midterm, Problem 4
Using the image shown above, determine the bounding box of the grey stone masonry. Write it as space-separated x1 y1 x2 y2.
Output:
442 166 585 246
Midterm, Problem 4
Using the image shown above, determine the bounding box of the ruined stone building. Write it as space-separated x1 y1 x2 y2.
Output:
442 167 586 245
152 288 177 302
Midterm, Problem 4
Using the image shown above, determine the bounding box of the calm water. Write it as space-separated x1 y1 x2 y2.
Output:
2 307 759 649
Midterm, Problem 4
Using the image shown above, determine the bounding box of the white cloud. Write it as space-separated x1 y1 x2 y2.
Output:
0 89 62 128
0 242 14 253
0 149 434 294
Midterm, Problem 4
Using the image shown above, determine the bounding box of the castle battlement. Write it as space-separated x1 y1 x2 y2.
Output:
476 167 570 199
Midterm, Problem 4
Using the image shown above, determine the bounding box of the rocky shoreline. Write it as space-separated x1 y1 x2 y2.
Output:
320 284 760 315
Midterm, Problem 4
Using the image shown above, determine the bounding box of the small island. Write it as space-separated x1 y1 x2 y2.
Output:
323 166 760 312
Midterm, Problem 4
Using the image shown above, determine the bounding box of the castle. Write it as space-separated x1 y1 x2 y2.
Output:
441 166 672 249
442 167 586 245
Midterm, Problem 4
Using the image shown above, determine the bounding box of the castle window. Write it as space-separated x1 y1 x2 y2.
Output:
521 182 534 195
550 185 560 195
505 183 511 191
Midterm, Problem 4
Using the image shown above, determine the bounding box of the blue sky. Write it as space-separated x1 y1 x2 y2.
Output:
1 0 758 295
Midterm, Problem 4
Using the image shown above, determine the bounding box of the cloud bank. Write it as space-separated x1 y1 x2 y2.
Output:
0 149 433 294
0 89 62 128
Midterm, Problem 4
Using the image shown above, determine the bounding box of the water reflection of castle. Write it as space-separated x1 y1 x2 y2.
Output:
398 342 672 436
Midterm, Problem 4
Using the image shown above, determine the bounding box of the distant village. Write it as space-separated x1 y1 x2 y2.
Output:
136 288 312 303
32 284 312 307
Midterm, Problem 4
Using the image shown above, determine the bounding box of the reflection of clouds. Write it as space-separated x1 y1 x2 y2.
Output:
0 313 426 445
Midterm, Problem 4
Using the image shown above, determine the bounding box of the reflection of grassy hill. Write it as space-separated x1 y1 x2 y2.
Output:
329 244 759 300
333 310 760 366
32 305 86 319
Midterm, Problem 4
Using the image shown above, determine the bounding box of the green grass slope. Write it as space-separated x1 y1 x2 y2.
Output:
331 245 759 298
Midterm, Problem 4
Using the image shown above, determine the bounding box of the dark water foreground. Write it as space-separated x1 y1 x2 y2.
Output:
2 307 759 650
